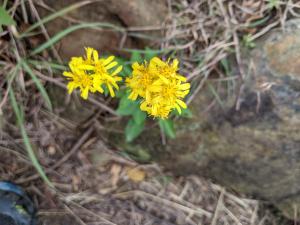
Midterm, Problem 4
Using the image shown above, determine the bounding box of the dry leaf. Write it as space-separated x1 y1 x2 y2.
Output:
126 167 146 182
110 163 122 187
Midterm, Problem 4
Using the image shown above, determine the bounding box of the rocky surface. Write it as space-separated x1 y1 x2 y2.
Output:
37 0 168 60
107 19 300 219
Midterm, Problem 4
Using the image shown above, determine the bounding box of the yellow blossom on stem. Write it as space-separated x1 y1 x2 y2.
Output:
63 47 122 99
126 57 190 119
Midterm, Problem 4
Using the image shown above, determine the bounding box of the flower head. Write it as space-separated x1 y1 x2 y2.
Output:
63 47 122 99
126 57 190 119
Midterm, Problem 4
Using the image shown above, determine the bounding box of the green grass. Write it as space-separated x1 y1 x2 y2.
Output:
31 22 124 55
19 1 92 38
21 60 52 110
9 86 53 188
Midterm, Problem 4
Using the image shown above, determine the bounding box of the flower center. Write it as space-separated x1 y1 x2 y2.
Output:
78 73 93 87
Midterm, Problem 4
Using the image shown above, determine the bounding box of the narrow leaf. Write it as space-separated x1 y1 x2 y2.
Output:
31 22 123 55
130 51 142 63
9 88 53 187
116 95 138 116
125 119 145 142
133 108 147 124
159 119 176 139
144 47 157 61
0 6 15 26
20 1 91 37
173 107 193 118
21 61 52 110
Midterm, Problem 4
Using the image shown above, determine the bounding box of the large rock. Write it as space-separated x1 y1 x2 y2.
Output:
107 19 300 219
36 0 167 60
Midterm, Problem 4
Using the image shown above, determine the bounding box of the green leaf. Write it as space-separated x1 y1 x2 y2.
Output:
115 57 131 77
28 59 68 71
21 61 52 111
116 94 138 116
130 50 142 63
9 88 53 188
0 6 15 26
144 47 157 61
103 85 109 97
125 119 145 142
173 108 193 118
0 6 15 31
220 58 230 76
159 119 176 139
247 14 270 28
133 108 147 124
121 64 132 77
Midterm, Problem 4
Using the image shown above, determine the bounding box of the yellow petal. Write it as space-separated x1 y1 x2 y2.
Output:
182 90 190 97
110 80 119 89
85 47 93 61
179 83 191 90
149 85 161 92
151 105 157 115
78 64 95 70
176 99 187 108
107 84 115 97
112 65 123 75
140 101 148 111
105 61 118 70
95 85 104 93
103 56 115 66
151 57 164 66
159 75 170 84
63 71 74 77
132 62 141 70
145 90 151 102
93 49 99 62
81 87 89 99
175 104 182 114
129 91 138 100
176 75 187 82
172 59 179 69
67 82 76 94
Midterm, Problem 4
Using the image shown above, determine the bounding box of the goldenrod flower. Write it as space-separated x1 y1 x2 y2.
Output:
63 47 122 99
126 62 156 101
126 57 190 119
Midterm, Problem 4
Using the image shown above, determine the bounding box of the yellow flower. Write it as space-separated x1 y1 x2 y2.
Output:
126 57 190 119
126 62 156 101
84 48 123 97
63 47 122 99
63 57 96 99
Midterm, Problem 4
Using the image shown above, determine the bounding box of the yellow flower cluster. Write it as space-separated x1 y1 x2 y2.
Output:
63 47 190 119
126 57 190 119
63 47 122 99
